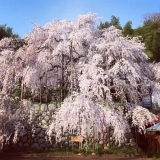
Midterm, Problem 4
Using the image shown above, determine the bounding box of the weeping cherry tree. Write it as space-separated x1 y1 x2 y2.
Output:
0 13 159 148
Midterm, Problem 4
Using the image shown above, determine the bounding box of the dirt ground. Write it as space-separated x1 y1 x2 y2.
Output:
0 152 153 160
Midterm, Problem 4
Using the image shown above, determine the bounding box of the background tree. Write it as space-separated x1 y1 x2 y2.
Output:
110 15 122 29
133 12 160 62
98 12 160 62
122 21 133 37
143 12 160 28
0 24 19 40
99 15 122 30
152 30 160 61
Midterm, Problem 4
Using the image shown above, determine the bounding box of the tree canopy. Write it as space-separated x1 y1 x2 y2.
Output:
0 24 19 40
133 18 160 62
99 12 160 62
0 13 159 149
122 21 133 37
99 15 122 30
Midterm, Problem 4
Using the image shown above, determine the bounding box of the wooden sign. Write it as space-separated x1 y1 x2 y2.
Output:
71 135 83 150
71 135 83 142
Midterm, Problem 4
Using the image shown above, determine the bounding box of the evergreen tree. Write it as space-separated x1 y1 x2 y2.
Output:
0 24 19 40
122 21 133 36
133 18 160 62
98 15 122 30
152 30 160 62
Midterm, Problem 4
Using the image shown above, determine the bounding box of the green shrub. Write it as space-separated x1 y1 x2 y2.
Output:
73 149 80 154
95 144 104 155
153 156 160 160
11 85 21 98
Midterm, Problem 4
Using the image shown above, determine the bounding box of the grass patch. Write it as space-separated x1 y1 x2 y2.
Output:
103 146 137 155
153 156 160 160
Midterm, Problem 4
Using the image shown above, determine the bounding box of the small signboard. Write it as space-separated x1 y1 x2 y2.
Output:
71 135 83 150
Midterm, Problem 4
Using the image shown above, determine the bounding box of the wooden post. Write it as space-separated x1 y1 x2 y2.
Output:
101 123 104 149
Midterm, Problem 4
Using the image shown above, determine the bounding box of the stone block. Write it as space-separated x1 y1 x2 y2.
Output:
22 136 28 143
42 119 47 125
48 104 56 111
44 115 50 122
38 133 44 138
24 143 29 148
34 137 39 142
36 127 42 134
41 104 47 112
28 139 33 144
34 104 40 111
31 143 39 149
38 138 45 144
42 112 47 117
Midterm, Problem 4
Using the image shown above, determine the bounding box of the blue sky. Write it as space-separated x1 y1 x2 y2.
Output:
0 0 160 38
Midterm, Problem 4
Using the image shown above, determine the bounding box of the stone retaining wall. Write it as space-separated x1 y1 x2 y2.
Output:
16 103 58 151
4 101 136 151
